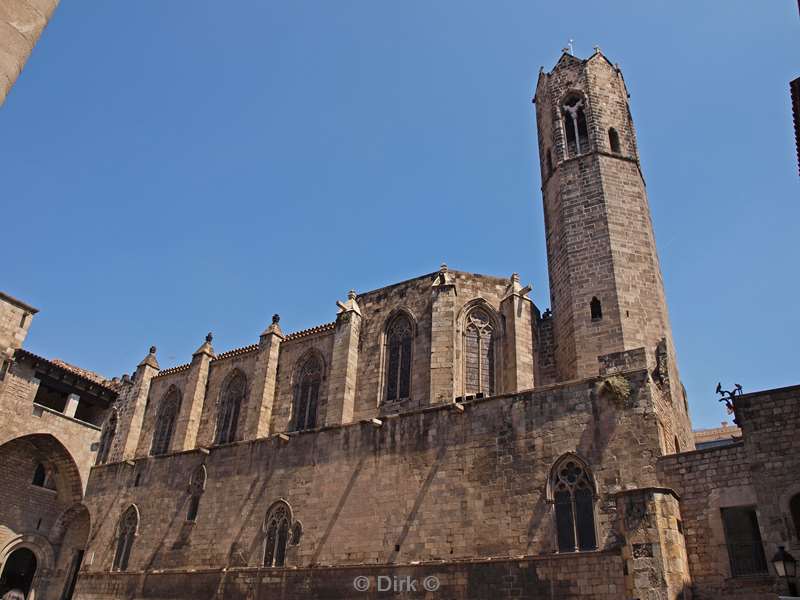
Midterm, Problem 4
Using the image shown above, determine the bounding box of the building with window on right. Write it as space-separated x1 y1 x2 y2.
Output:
659 384 800 598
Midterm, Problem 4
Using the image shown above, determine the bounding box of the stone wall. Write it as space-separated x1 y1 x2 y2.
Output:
73 552 625 600
658 384 800 599
0 0 60 105
127 270 548 459
0 360 102 488
0 292 36 361
80 369 664 590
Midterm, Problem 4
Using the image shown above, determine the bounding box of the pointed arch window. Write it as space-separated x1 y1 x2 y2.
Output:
563 95 589 157
465 309 495 396
150 389 179 456
112 505 139 571
96 410 117 465
187 465 207 522
293 357 322 431
216 371 245 445
385 314 413 403
263 501 291 568
551 456 597 552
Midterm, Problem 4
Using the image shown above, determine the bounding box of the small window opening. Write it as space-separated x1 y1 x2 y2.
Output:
546 150 554 176
674 436 680 453
187 495 200 522
0 360 8 381
608 128 621 153
133 472 141 487
20 313 28 328
32 463 47 487
590 297 602 320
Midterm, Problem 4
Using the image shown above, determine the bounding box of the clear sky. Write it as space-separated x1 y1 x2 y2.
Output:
2 1 798 430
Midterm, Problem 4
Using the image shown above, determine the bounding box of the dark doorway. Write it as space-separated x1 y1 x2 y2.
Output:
0 548 37 598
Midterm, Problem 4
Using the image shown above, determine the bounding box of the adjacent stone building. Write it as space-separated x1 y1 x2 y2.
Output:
1 50 798 600
0 0 60 105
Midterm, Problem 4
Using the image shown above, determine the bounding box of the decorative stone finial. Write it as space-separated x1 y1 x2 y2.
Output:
193 332 215 358
440 263 448 272
261 313 283 339
336 290 362 316
138 344 160 370
502 272 532 300
594 45 601 54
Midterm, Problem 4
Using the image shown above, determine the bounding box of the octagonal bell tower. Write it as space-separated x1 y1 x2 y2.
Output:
534 50 692 449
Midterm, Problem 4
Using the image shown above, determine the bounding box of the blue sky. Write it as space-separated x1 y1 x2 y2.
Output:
2 1 797 430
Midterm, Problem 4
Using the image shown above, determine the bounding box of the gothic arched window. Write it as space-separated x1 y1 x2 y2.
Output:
150 389 180 456
608 128 621 153
215 371 246 445
385 314 413 403
187 465 207 522
96 410 117 465
465 309 495 396
551 456 597 552
112 505 139 571
563 95 588 157
293 357 322 431
263 501 291 568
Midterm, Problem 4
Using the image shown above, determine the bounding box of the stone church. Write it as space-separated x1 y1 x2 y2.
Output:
1 51 799 600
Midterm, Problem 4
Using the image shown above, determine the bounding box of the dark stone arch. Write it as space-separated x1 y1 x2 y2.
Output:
0 434 83 505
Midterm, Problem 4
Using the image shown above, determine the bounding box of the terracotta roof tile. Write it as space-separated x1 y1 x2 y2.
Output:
283 322 336 341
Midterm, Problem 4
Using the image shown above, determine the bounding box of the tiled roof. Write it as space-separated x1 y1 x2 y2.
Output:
213 344 258 362
14 349 119 395
50 359 118 390
283 322 336 341
155 363 191 378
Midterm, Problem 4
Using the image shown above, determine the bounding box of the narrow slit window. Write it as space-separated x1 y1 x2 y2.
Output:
590 297 602 320
608 128 621 153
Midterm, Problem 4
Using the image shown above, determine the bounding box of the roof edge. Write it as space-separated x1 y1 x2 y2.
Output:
0 291 39 314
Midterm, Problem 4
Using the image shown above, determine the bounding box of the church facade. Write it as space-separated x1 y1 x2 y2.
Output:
1 51 798 600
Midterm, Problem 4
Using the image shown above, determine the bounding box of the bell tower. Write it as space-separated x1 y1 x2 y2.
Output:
534 50 692 448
